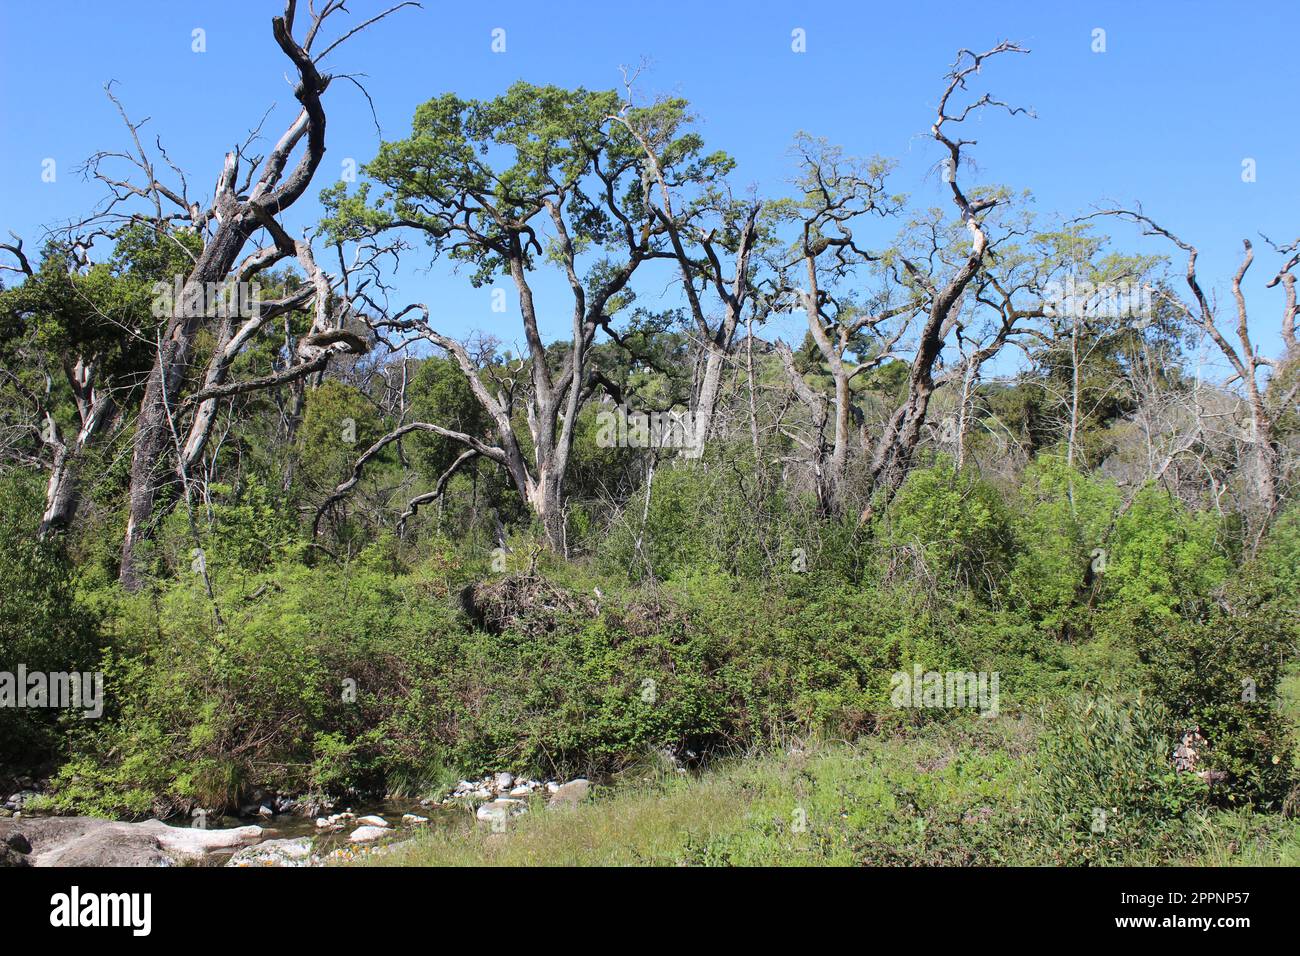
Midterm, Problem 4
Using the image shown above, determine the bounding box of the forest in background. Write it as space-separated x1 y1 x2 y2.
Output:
1 3 1297 865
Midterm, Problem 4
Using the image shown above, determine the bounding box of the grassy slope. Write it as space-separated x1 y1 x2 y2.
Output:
365 714 1300 867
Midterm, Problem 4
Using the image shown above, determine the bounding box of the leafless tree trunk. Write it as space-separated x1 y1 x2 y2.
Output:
860 44 1032 520
1090 212 1298 548
112 1 410 588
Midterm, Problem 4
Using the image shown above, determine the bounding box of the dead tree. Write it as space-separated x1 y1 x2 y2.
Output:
87 0 414 588
0 236 126 536
1090 210 1298 546
859 42 1032 521
772 44 1032 518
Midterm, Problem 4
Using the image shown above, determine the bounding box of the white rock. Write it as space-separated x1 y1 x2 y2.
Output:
226 837 313 868
349 825 389 843
494 772 515 791
475 799 526 826
401 814 428 826
546 782 561 794
356 814 389 828
136 820 266 860
509 785 532 797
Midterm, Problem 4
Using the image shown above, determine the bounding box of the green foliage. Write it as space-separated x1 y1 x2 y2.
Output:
1029 695 1207 864
406 356 491 476
321 81 728 289
1009 455 1121 637
600 459 820 582
677 722 1030 866
0 474 100 766
1126 574 1297 807
294 379 386 493
44 550 467 816
1103 485 1228 620
879 459 1013 596
1256 505 1300 611
157 475 302 583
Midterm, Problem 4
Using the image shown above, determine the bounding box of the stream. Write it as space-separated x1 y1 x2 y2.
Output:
193 797 473 864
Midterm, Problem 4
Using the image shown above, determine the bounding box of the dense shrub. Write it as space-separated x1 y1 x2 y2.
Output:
22 450 1299 834
600 459 825 582
42 549 1073 814
878 459 1014 598
45 546 467 816
1125 575 1297 807
1009 456 1120 638
1102 485 1228 620
1029 695 1207 864
0 475 100 767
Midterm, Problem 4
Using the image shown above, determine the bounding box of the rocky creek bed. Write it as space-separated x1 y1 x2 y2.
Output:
0 774 591 867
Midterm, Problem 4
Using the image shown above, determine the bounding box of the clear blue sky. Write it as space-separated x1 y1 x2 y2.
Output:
2 0 1296 373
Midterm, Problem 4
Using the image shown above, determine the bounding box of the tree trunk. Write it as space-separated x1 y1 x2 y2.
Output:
119 222 255 589
40 443 78 535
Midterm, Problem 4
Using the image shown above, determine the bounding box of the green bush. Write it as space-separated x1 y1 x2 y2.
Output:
1126 574 1297 807
601 458 822 582
0 474 101 768
1103 485 1228 620
879 459 1013 598
1009 456 1120 638
44 546 466 816
1029 695 1207 864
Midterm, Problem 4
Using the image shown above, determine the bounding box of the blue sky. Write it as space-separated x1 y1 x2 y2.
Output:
2 0 1296 374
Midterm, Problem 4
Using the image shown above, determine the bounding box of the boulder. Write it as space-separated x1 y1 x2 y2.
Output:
0 816 264 866
18 819 172 867
226 837 314 867
135 820 264 861
0 843 31 867
356 814 389 828
549 779 590 808
475 799 526 827
348 825 390 843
